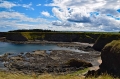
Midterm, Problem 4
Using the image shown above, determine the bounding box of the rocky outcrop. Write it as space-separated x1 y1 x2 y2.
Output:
93 34 120 51
5 33 27 41
0 32 6 37
99 40 120 76
0 50 99 74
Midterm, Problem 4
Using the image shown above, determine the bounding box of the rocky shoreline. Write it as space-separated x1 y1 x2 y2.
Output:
0 41 101 74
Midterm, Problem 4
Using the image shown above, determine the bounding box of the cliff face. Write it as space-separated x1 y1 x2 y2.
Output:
29 32 99 43
4 32 98 43
5 33 27 41
44 33 82 42
0 32 6 37
93 34 120 51
3 32 120 46
99 40 120 76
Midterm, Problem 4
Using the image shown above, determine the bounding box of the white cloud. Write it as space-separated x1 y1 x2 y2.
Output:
52 20 72 27
41 11 51 17
0 11 51 31
22 2 34 10
0 11 36 22
36 4 41 6
45 0 120 31
0 1 34 10
0 1 17 9
96 8 120 17
67 7 91 23
0 0 120 31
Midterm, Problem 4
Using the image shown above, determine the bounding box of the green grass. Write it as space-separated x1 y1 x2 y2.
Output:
104 40 120 53
69 68 89 76
0 71 118 79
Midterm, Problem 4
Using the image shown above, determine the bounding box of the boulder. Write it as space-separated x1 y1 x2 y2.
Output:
99 40 120 76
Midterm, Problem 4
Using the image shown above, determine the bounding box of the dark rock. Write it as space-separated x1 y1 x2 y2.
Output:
3 50 99 74
65 58 92 68
93 34 120 51
99 40 120 76
5 33 27 41
85 69 101 77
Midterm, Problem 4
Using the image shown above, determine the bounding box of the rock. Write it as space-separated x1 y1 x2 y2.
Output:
33 50 47 56
3 50 99 74
10 56 23 61
5 33 27 41
85 69 101 77
93 34 120 51
0 53 11 61
65 58 92 68
99 40 120 76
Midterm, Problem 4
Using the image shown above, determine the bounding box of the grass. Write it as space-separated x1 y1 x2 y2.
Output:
104 40 120 54
68 68 89 76
0 70 118 79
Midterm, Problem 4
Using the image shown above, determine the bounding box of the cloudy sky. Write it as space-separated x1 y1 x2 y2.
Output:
0 0 120 32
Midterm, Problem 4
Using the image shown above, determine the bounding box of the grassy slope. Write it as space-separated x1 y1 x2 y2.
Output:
0 71 117 79
104 40 120 53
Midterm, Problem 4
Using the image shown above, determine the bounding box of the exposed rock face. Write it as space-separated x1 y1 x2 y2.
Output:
99 40 120 76
0 32 5 37
1 32 98 43
5 33 27 41
93 34 120 51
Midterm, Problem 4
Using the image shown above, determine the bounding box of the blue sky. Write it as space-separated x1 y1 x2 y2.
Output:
0 0 120 32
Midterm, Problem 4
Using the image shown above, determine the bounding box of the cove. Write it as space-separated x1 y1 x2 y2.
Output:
0 42 84 55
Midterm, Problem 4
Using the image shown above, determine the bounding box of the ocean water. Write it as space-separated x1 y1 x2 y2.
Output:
0 42 82 55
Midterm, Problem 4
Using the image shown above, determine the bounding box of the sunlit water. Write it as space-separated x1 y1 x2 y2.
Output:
0 42 85 55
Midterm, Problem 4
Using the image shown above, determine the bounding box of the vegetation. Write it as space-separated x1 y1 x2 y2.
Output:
104 40 120 53
8 29 57 32
0 71 118 79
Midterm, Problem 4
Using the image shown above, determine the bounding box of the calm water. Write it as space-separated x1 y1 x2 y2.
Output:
0 42 83 55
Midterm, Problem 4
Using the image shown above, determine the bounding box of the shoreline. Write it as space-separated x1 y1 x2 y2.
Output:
1 40 94 46
0 40 101 74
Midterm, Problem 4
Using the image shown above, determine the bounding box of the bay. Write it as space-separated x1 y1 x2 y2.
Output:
0 42 82 55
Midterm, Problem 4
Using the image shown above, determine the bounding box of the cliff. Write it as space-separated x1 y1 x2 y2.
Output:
93 34 120 51
1 32 120 48
99 40 120 76
4 32 100 43
5 32 27 41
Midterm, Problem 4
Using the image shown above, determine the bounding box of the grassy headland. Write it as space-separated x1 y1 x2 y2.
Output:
1 31 120 43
